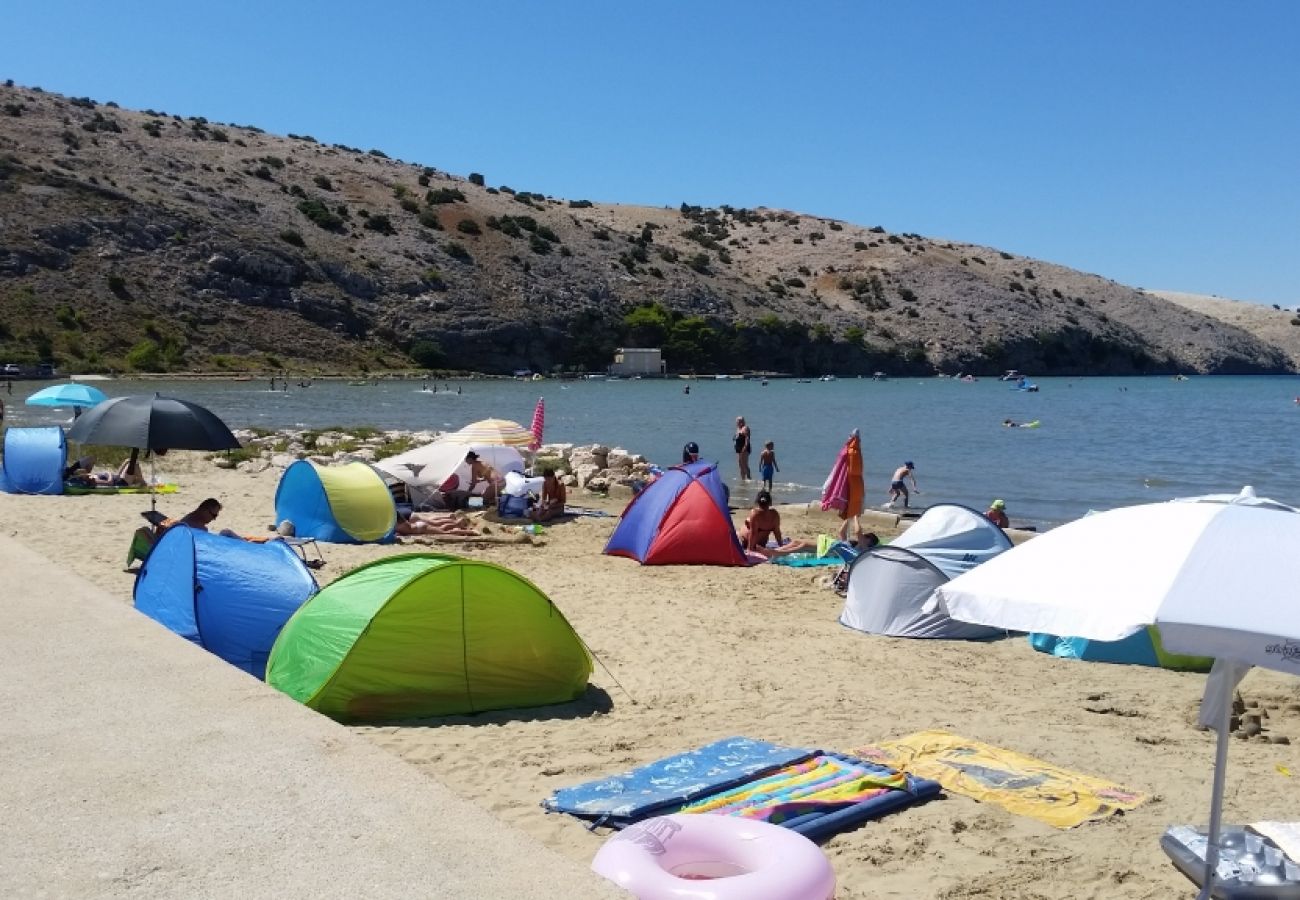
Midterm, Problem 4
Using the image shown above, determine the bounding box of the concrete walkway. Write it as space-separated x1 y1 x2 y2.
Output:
0 536 621 899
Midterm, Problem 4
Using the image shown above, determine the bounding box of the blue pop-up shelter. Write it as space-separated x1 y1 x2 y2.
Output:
274 460 397 544
604 461 747 566
133 526 318 678
1 426 67 495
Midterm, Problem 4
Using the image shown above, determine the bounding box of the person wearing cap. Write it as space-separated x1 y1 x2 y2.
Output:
985 498 1010 528
885 461 919 509
682 441 700 464
464 450 500 505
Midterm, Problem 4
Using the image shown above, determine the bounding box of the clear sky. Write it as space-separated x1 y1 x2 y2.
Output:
8 1 1298 305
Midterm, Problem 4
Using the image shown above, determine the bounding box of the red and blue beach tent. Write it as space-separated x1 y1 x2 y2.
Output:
603 461 747 566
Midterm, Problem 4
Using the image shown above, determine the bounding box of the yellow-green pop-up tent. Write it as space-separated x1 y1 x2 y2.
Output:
273 460 396 543
266 553 592 721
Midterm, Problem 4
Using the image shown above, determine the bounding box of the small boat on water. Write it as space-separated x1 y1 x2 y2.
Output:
819 375 836 382
1000 369 1021 381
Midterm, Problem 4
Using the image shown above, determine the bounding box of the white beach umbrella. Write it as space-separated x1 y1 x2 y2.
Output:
930 487 1300 899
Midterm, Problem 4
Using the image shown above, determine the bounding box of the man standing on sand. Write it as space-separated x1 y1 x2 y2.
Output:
886 461 919 509
733 416 752 480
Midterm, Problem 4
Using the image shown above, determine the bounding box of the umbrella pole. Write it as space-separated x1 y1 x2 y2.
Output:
1198 671 1233 900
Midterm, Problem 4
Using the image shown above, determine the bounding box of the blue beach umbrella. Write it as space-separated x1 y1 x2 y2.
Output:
24 383 109 409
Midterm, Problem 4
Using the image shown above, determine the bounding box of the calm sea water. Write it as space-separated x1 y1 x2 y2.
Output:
8 374 1300 528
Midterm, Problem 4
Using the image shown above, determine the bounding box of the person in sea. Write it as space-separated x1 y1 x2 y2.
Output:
531 468 567 522
733 417 752 480
758 441 779 492
1003 418 1019 427
885 461 919 509
985 498 1010 528
740 491 814 557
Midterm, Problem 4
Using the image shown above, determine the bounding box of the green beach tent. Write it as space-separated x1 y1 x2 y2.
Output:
266 553 592 721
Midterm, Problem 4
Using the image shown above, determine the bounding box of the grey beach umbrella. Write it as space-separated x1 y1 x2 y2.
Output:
67 394 240 511
68 393 241 452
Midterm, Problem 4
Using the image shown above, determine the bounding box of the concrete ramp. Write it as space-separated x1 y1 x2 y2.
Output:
0 536 619 899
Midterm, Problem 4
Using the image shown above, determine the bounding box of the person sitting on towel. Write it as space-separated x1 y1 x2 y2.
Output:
531 468 567 522
69 452 147 488
739 491 813 557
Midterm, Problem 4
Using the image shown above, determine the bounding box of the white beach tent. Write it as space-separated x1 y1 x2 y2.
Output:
840 503 1013 639
375 441 524 508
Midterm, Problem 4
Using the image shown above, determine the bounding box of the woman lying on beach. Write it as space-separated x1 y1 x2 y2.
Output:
739 491 814 557
66 452 147 488
394 511 481 537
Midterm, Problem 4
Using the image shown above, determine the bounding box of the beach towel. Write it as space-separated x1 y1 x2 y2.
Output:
853 730 1148 829
679 752 938 839
769 553 843 568
65 483 179 496
544 737 815 828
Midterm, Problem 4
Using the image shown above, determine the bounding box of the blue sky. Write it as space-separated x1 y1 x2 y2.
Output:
8 1 1299 305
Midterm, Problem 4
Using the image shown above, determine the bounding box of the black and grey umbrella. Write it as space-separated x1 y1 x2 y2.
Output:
68 394 240 510
69 393 240 451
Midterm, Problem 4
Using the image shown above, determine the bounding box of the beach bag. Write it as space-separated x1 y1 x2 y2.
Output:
497 493 531 518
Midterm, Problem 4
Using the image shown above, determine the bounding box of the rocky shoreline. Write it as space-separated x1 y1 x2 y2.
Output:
218 427 656 500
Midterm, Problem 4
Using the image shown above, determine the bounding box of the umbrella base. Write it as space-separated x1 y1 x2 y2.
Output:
1162 825 1300 897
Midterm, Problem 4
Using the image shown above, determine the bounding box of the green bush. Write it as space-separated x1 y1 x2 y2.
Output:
426 187 466 204
456 219 481 235
364 215 395 235
126 339 164 371
410 339 446 368
418 207 443 230
298 198 345 231
529 233 551 254
279 229 305 247
313 174 335 191
445 242 472 263
400 198 420 213
468 172 485 186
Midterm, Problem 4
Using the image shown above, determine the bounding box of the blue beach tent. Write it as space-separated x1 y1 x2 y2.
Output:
1 427 67 495
603 461 747 566
274 460 397 544
133 526 318 678
1029 630 1212 671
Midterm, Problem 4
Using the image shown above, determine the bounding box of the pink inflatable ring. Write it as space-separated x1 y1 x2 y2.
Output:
591 813 835 900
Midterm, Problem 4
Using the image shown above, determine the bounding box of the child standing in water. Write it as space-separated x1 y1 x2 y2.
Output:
758 441 779 492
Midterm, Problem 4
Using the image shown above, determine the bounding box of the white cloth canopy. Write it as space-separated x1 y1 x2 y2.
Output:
375 441 524 507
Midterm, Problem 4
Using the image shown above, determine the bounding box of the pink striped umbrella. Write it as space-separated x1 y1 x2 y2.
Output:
529 397 545 451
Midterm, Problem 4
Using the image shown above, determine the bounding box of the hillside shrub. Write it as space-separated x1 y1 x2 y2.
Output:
468 173 485 186
445 242 472 262
456 219 481 235
298 198 345 231
854 241 868 251
364 215 395 235
426 187 465 204
569 199 593 208
418 207 443 230
410 340 446 368
368 148 389 159
313 174 335 191
279 229 305 247
126 339 164 371
529 233 551 254
400 198 420 213
688 253 711 274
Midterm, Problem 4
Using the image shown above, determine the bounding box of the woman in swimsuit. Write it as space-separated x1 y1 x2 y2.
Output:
739 491 812 557
733 417 752 480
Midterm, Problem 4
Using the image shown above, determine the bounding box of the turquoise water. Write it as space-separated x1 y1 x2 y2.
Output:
8 375 1300 528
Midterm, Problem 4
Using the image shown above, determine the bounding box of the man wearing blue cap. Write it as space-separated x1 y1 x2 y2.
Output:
886 461 920 509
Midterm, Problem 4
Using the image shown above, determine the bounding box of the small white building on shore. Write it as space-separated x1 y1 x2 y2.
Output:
609 348 666 377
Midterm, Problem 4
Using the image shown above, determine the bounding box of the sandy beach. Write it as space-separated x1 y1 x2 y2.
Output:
5 452 1298 899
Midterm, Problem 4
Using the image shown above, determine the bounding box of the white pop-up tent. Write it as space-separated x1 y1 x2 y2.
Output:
840 503 1012 639
374 440 524 508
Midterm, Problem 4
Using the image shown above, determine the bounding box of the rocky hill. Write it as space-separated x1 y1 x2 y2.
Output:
1 82 1295 376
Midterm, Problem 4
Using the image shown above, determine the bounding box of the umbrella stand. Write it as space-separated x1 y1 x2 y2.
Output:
1198 671 1232 900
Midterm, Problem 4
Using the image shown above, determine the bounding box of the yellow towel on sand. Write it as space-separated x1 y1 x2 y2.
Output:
853 730 1147 829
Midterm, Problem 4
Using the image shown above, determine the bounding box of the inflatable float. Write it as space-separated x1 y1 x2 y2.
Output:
592 813 835 900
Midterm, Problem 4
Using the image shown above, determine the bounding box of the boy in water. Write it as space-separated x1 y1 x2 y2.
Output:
758 441 779 492
885 461 919 509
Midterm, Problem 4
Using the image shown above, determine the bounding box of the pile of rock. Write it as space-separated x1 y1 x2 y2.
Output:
535 444 653 499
